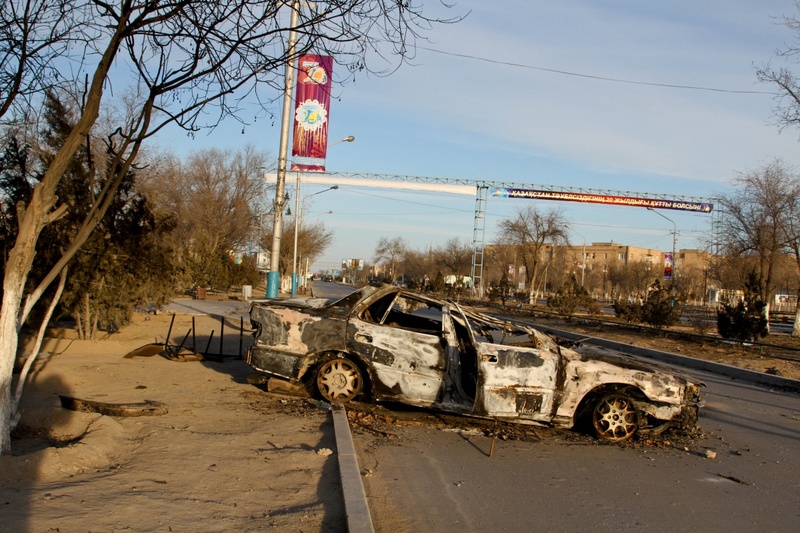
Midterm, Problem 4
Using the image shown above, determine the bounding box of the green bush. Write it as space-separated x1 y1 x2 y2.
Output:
613 300 642 323
717 272 768 341
613 281 679 327
548 276 598 315
641 280 680 328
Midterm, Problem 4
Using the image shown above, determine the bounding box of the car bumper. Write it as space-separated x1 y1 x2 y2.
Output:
246 346 306 381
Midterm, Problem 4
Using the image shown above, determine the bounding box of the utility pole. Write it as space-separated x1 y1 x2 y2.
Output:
647 207 678 302
267 0 300 298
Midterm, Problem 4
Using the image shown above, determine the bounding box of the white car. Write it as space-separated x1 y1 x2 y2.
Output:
247 285 702 441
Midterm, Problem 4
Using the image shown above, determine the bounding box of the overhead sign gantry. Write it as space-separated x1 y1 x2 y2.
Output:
264 170 719 295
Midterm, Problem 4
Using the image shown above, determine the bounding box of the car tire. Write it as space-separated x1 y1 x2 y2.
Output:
591 392 640 441
315 357 363 403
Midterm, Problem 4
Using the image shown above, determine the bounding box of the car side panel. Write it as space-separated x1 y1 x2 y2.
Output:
554 350 692 424
474 342 559 421
347 317 445 405
247 305 347 380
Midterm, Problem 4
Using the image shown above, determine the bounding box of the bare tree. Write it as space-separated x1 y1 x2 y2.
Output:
437 237 472 275
606 260 657 303
755 3 800 337
296 222 334 274
401 246 436 288
137 145 268 289
780 171 800 336
0 0 460 454
0 1 80 122
260 219 333 284
497 206 569 303
373 236 408 282
757 1 800 134
717 161 797 332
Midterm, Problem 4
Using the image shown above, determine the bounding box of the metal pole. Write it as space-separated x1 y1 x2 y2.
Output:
295 185 338 292
647 207 677 280
567 226 587 287
291 172 301 296
581 241 586 287
647 208 678 305
267 0 300 298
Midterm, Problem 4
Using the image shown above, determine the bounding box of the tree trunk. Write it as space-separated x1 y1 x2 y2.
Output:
528 273 537 304
793 289 800 338
765 301 771 334
11 269 67 430
84 293 91 340
0 272 25 455
0 197 46 454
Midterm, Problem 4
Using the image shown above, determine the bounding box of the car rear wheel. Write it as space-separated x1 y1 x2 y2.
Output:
316 358 363 403
591 393 640 441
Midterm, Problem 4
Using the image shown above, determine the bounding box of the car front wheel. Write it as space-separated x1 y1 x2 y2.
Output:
315 357 363 403
591 393 640 441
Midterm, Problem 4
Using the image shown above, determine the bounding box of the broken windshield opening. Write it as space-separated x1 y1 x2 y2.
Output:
363 293 443 335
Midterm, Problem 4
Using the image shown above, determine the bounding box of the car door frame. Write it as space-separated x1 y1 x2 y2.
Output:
460 309 560 422
346 290 449 406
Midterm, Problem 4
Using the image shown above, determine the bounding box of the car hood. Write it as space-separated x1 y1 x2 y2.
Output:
565 342 700 386
249 285 380 315
466 309 701 387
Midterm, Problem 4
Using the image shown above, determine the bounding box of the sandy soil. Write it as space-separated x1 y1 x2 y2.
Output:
1 310 347 532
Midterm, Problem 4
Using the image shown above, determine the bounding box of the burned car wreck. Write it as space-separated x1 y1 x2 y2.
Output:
246 285 702 441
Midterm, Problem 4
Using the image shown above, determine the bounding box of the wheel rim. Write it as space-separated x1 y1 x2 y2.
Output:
316 358 362 403
592 394 639 441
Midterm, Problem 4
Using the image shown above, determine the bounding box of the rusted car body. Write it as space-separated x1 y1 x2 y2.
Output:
246 285 701 441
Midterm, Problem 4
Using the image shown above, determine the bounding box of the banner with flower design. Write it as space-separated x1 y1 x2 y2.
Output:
291 55 333 172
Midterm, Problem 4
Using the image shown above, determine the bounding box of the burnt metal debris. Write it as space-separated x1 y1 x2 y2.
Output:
246 285 703 442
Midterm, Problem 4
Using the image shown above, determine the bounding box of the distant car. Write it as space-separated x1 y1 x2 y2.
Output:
322 275 333 282
247 286 702 441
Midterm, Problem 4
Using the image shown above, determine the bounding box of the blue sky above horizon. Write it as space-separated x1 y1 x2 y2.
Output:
155 0 800 273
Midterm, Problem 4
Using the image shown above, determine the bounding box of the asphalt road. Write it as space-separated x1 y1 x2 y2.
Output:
357 370 799 532
304 283 800 532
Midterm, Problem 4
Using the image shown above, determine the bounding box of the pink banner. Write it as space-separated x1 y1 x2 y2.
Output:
664 252 673 281
291 55 333 172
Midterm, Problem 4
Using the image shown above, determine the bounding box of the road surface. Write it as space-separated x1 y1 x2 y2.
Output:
356 360 800 532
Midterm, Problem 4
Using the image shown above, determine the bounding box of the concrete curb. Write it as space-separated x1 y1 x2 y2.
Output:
539 325 800 393
331 405 374 533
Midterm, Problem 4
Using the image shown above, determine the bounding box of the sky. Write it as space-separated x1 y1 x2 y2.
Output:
154 0 800 274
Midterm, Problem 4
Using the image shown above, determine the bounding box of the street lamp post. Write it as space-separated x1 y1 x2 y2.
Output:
291 184 339 296
647 207 677 282
647 207 678 307
287 134 352 296
567 226 587 287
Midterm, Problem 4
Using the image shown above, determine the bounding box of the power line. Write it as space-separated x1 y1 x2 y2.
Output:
418 46 774 95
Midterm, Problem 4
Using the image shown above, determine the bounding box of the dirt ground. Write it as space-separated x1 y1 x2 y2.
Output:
1 310 349 532
1 303 798 532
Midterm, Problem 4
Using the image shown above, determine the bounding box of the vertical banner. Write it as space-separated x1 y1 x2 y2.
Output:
291 55 333 172
663 252 673 281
